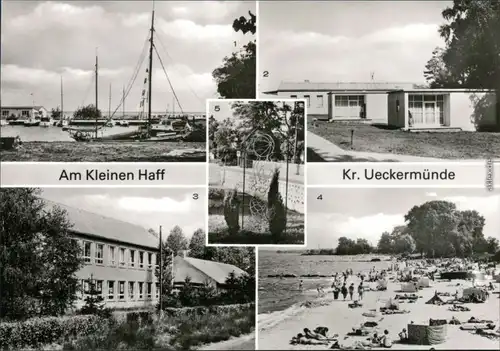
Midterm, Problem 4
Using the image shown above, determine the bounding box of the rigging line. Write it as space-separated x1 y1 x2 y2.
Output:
153 44 184 114
153 31 204 103
108 31 150 119
81 72 95 107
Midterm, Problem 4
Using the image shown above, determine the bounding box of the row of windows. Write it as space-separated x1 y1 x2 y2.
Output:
334 95 365 107
80 240 157 270
290 95 323 108
1 110 31 116
82 280 159 301
409 94 444 102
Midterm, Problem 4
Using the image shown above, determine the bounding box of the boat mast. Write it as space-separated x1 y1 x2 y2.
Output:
108 83 112 119
95 49 99 138
60 76 64 122
147 7 154 133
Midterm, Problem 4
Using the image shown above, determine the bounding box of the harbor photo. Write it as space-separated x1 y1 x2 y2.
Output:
1 1 256 161
208 99 305 245
258 187 500 350
0 187 256 350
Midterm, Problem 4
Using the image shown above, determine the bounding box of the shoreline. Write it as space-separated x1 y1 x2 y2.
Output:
198 332 255 350
258 278 500 350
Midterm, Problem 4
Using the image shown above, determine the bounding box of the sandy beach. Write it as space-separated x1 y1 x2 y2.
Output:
258 279 500 350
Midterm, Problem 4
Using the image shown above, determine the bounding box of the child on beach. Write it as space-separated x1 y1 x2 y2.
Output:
341 284 348 300
348 283 355 300
398 328 408 342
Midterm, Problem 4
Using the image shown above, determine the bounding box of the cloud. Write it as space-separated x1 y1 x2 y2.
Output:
117 196 192 213
307 212 405 248
426 192 438 197
157 19 233 41
169 2 242 21
259 22 445 92
442 194 500 216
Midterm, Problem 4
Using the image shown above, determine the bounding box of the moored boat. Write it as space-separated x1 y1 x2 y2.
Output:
39 116 53 127
24 118 40 127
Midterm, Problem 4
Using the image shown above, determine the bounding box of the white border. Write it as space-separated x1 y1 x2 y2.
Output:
255 0 260 100
205 98 307 249
254 246 259 351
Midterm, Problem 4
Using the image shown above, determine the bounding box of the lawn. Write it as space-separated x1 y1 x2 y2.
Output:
308 120 500 159
208 188 304 245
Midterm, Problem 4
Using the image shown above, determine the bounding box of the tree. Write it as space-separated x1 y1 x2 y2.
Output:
166 225 188 256
424 47 457 88
188 228 206 259
51 107 62 120
0 188 83 320
267 169 286 242
393 234 416 255
377 232 394 254
178 276 196 307
155 239 173 298
404 200 486 258
73 104 102 120
224 189 240 235
79 275 111 318
485 237 500 254
213 118 240 160
435 0 500 128
212 12 256 98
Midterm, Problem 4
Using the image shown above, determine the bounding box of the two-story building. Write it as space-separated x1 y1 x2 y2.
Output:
44 200 160 310
1 106 49 121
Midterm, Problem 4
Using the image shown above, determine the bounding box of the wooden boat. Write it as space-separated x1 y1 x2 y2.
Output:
24 118 40 127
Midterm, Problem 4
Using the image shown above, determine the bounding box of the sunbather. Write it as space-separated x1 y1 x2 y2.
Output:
291 333 328 345
304 328 338 341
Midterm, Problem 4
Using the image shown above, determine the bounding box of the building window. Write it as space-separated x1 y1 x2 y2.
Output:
21 110 29 117
304 95 310 108
82 279 90 297
108 281 115 300
96 280 103 295
148 253 153 269
139 282 144 299
1 111 8 117
139 251 144 268
119 248 125 266
129 250 135 267
147 283 152 299
317 95 323 108
95 244 104 264
109 246 116 266
290 95 297 98
83 242 92 263
155 283 159 299
119 281 125 300
155 253 159 270
129 282 135 300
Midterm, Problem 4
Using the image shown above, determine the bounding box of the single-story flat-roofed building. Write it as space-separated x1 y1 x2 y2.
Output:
263 81 416 118
1 106 48 120
388 89 497 131
173 255 247 290
264 81 498 131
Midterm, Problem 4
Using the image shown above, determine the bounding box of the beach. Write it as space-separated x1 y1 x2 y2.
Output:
199 333 255 350
258 253 500 350
1 141 206 162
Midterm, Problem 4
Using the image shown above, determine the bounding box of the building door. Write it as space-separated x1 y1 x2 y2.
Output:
424 102 437 125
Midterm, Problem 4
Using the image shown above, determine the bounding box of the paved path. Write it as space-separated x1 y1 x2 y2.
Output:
307 131 484 162
198 333 255 350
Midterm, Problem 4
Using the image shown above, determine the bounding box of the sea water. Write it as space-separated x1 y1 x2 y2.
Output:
258 250 392 329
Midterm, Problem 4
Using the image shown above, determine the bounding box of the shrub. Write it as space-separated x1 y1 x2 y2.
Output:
267 169 286 241
0 315 107 349
78 276 112 319
223 189 240 234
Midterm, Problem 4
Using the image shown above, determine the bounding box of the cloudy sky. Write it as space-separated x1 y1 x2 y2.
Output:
1 1 255 113
306 188 500 249
40 187 206 238
258 1 451 94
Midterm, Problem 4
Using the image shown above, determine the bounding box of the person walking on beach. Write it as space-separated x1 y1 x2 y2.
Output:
358 283 364 300
348 283 355 300
341 283 348 300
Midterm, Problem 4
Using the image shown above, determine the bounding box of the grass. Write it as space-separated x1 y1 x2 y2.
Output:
308 120 500 159
208 188 305 245
1 141 206 162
